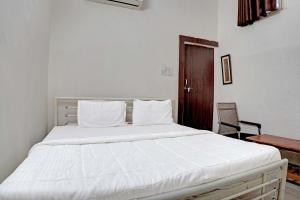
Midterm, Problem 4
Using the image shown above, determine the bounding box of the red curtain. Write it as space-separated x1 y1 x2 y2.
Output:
238 0 278 27
265 0 277 11
238 0 260 26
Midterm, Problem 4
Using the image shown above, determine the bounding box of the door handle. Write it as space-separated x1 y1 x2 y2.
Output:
184 86 193 93
184 79 193 93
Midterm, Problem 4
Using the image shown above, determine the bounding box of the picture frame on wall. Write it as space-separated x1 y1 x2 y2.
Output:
221 54 233 85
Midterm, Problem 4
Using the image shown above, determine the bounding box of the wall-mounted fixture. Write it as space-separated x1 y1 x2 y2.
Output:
86 0 144 10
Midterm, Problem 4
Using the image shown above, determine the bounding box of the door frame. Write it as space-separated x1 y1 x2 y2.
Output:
178 35 218 125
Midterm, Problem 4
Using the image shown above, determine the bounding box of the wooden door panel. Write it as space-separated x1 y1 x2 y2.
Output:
182 45 214 130
178 35 217 131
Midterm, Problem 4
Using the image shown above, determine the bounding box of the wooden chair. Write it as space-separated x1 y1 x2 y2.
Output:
217 103 261 140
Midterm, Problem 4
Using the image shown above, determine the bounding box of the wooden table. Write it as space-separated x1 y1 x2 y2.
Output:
247 134 300 186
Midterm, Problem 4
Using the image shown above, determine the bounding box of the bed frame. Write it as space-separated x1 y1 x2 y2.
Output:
55 97 288 200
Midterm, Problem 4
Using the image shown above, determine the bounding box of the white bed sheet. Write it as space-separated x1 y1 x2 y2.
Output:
43 123 197 141
0 125 281 200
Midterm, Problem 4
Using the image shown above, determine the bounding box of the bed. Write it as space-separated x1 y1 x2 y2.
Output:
0 98 288 200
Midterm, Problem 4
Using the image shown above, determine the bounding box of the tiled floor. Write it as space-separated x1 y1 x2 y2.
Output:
285 183 300 200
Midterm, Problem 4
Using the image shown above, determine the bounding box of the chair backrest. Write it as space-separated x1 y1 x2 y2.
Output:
217 103 239 135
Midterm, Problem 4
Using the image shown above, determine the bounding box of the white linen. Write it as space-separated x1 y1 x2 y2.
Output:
44 123 196 141
0 126 280 200
132 99 173 125
78 100 126 128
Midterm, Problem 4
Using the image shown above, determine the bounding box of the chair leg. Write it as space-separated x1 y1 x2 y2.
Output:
237 131 241 140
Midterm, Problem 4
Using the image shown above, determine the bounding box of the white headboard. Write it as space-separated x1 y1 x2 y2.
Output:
55 97 176 126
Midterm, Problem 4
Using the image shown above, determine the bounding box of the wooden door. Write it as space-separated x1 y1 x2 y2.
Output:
178 35 218 131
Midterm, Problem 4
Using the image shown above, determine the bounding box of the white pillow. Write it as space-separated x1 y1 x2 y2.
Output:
132 99 173 126
78 101 126 128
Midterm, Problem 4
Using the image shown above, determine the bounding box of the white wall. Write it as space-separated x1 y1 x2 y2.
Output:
0 0 298 184
48 0 218 129
214 0 300 139
0 0 51 182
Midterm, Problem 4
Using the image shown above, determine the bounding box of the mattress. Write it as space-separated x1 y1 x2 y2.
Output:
0 124 281 200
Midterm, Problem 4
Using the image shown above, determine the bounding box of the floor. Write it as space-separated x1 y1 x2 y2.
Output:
285 183 300 200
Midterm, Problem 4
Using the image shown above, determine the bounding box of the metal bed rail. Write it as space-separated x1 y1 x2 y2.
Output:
141 159 288 200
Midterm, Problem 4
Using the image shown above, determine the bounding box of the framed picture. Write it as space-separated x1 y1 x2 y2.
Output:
221 54 232 85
